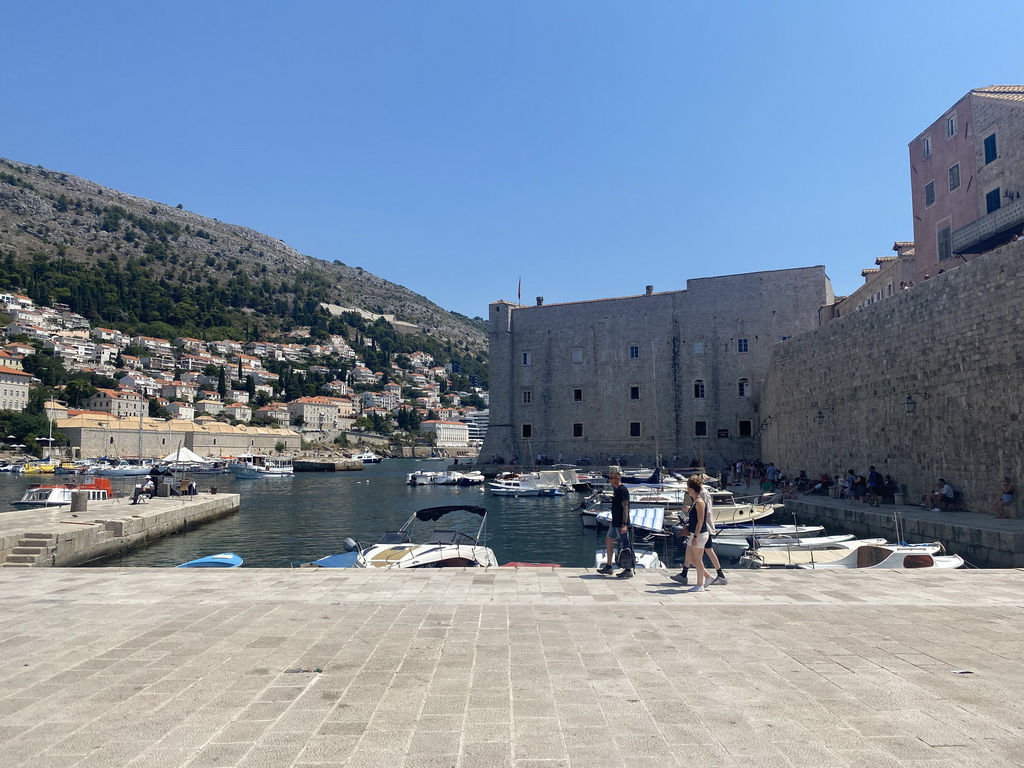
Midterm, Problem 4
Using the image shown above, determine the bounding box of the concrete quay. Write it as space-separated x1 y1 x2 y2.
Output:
0 493 240 567
293 459 363 473
1 566 1022 767
781 495 1024 568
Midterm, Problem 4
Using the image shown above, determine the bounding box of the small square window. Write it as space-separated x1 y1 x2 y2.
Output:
522 351 532 366
692 341 704 355
571 347 583 364
629 386 640 400
737 338 748 353
948 164 960 192
573 388 583 402
629 421 641 437
572 422 583 438
629 345 640 359
522 389 532 405
924 181 935 207
695 421 707 437
521 423 532 439
739 420 752 437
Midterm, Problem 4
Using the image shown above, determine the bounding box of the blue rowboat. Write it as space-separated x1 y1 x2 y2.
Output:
176 552 243 568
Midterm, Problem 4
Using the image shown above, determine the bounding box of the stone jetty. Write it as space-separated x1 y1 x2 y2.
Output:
0 492 240 567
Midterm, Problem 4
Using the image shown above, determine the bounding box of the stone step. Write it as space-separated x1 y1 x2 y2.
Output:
12 547 47 555
0 562 33 567
5 554 42 564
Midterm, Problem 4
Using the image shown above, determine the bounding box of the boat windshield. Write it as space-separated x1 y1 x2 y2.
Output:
423 529 476 545
377 530 411 545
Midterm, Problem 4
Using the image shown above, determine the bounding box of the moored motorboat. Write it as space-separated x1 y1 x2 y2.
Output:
594 506 667 536
489 472 565 496
592 542 665 571
11 477 115 509
407 470 444 485
741 541 964 569
176 552 243 568
714 534 873 562
352 451 384 464
228 454 293 478
305 505 498 569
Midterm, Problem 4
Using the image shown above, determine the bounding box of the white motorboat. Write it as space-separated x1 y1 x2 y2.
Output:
715 534 871 561
407 470 444 485
11 477 115 509
742 541 964 569
87 459 157 477
584 487 778 528
455 471 485 486
489 472 565 497
228 454 293 478
713 523 825 538
352 451 383 464
306 505 499 569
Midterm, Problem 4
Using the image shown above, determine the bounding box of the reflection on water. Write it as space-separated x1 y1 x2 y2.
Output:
0 460 613 568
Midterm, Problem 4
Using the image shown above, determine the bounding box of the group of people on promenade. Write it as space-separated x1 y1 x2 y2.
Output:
597 471 727 592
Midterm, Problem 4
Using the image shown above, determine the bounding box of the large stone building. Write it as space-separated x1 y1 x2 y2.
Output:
480 268 832 469
909 85 1024 283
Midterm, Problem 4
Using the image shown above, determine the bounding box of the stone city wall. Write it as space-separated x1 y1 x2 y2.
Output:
762 240 1024 512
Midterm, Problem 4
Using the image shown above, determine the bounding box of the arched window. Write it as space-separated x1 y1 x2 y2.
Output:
738 378 750 398
693 380 705 399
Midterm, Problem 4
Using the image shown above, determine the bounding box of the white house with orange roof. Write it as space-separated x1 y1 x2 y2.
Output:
90 327 128 346
286 396 339 433
129 335 174 354
174 336 207 352
165 402 195 420
222 402 252 423
0 293 34 312
0 366 33 411
255 404 291 428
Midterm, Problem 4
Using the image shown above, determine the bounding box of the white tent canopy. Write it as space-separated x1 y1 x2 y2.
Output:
161 447 211 464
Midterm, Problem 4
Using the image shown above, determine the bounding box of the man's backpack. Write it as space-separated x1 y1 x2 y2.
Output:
616 530 636 571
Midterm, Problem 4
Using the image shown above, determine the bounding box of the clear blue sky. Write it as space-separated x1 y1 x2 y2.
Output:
4 1 1023 319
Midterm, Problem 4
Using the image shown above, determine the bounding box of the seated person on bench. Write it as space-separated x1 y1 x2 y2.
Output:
923 478 954 511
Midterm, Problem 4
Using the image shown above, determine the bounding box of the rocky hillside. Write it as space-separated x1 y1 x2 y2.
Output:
0 157 486 352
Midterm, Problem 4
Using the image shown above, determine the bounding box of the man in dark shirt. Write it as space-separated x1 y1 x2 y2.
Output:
598 471 630 574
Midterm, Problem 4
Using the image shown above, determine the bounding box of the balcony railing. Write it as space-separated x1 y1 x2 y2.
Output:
952 197 1024 254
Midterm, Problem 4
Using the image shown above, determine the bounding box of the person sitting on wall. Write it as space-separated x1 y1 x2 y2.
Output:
922 479 955 511
879 475 898 504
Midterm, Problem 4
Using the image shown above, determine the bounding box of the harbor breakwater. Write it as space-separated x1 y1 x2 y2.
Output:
0 493 240 567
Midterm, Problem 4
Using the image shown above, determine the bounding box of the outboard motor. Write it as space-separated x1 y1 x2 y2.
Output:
342 537 359 553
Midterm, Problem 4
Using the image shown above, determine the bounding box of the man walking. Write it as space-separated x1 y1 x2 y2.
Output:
598 471 630 575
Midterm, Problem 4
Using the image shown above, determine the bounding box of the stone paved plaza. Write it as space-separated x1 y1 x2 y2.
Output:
1 566 1022 767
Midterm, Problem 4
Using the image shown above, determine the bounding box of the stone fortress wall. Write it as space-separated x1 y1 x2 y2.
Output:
482 266 830 469
762 240 1024 511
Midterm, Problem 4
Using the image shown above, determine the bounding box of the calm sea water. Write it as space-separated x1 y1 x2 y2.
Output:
0 459 627 568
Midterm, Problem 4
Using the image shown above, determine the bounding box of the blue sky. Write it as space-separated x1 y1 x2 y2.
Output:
4 1 1023 319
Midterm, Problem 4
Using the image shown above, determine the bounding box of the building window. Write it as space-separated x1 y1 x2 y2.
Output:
694 421 707 437
571 347 583 364
629 345 639 359
924 181 935 207
572 422 584 438
984 133 998 164
739 420 753 437
694 380 705 398
948 163 960 192
521 423 532 439
938 227 952 261
737 338 748 353
922 136 931 158
573 388 583 402
629 421 641 437
630 386 640 400
738 378 750 398
987 188 1001 214
946 114 957 137
522 389 532 405
692 341 704 355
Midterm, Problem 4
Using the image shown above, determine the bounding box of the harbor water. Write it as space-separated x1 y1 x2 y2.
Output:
0 459 636 568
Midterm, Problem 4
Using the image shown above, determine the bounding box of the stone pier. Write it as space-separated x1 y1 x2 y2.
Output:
0 493 240 567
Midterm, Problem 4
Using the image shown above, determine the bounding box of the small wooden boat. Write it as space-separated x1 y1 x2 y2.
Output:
176 553 243 568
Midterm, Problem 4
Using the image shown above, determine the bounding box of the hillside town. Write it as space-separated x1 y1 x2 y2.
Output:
0 291 489 459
